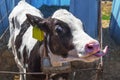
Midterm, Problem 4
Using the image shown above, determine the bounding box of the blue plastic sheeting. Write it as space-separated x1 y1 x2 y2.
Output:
0 0 14 35
0 0 99 39
109 0 120 45
26 0 70 8
70 0 99 38
0 0 70 36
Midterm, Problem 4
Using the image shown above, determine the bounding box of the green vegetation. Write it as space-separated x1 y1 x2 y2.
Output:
102 14 111 20
101 1 112 27
101 1 112 20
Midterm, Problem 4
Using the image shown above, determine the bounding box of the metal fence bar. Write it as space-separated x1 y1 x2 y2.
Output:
0 9 12 23
0 68 99 75
0 71 44 75
0 0 14 39
0 0 15 37
0 27 8 41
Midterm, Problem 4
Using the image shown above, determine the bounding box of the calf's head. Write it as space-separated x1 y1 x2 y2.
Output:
26 9 108 62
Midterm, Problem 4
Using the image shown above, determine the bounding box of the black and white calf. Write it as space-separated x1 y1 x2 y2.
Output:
8 1 108 80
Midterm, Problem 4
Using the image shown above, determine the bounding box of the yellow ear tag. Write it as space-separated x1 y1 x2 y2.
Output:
32 25 44 41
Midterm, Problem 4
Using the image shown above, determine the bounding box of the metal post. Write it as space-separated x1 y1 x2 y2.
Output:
96 0 104 80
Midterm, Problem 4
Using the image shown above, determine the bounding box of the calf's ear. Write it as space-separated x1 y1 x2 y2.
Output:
26 14 50 33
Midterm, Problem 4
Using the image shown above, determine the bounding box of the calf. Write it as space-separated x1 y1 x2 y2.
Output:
8 1 108 80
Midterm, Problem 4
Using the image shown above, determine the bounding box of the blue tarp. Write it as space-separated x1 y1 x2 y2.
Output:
0 0 98 39
109 0 120 44
70 0 99 38
0 0 14 35
27 0 70 8
0 0 70 36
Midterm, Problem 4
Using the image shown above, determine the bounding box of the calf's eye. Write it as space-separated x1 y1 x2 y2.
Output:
55 25 64 33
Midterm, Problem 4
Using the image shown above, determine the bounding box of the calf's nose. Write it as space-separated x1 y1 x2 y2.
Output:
85 41 100 54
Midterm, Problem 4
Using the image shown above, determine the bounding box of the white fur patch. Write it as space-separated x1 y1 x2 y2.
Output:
8 1 43 78
52 9 99 62
8 1 43 56
19 26 37 58
9 1 43 26
8 1 43 48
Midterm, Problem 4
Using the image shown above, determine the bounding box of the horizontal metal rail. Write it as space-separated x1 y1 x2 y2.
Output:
0 68 99 75
0 71 44 75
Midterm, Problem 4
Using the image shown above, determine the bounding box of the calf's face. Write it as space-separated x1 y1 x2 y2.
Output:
26 10 108 62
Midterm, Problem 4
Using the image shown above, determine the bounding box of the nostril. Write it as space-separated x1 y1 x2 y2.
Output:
87 44 94 50
85 41 100 53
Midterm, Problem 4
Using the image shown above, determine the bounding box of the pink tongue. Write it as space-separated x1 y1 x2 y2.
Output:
94 46 108 57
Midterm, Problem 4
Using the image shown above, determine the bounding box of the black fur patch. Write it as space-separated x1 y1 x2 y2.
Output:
28 41 46 79
15 19 30 59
